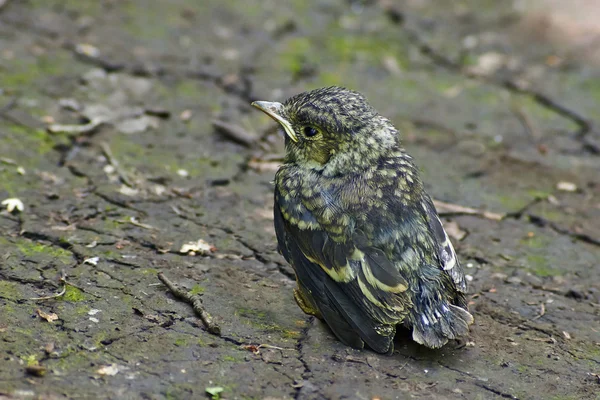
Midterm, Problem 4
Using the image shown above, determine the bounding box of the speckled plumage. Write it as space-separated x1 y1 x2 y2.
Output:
252 87 473 353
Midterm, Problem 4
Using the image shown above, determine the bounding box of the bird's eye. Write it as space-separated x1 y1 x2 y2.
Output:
303 126 319 137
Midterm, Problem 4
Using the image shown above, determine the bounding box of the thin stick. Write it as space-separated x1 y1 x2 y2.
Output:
100 142 135 188
433 199 505 221
28 285 67 301
157 272 221 335
47 117 104 135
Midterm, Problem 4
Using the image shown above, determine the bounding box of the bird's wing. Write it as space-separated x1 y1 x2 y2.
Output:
274 189 410 353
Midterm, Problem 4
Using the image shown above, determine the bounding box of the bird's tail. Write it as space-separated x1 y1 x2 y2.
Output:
410 301 473 349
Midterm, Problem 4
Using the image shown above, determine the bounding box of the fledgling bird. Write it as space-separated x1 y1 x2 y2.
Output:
252 87 473 354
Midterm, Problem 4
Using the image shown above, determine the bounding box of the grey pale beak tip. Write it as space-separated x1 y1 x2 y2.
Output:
250 100 298 142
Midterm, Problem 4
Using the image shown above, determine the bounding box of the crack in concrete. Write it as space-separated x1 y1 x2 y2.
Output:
526 214 600 248
295 316 314 386
475 382 520 399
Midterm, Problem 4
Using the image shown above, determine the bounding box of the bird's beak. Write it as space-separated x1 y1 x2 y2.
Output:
251 101 298 143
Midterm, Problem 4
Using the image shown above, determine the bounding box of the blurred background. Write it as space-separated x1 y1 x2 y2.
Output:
1 1 599 399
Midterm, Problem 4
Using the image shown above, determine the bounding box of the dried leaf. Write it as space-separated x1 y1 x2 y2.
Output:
83 257 100 266
37 309 58 323
2 198 24 213
556 181 577 192
205 387 224 397
96 364 127 376
180 239 216 255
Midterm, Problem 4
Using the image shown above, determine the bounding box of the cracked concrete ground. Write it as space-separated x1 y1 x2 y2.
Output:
1 1 599 399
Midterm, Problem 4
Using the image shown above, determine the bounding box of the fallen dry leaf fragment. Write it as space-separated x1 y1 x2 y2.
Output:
2 198 24 213
96 364 127 376
118 185 139 197
205 387 224 398
75 43 101 58
83 257 100 266
242 344 261 355
37 309 58 323
556 181 577 192
180 239 216 256
180 109 193 121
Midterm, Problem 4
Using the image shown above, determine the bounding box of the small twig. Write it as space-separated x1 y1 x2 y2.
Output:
28 271 100 300
28 285 67 301
47 117 104 135
125 216 157 231
0 157 17 166
157 272 221 335
212 119 257 147
258 344 294 351
99 141 135 188
433 200 505 221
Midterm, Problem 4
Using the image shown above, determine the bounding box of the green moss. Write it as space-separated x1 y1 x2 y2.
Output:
496 194 527 210
2 124 65 162
0 281 21 301
526 189 552 200
22 354 38 367
174 338 187 346
189 284 205 296
325 34 407 67
520 235 547 249
535 207 564 222
74 305 91 316
236 308 266 320
235 308 300 340
175 80 202 99
141 268 159 275
62 286 86 302
16 240 71 259
0 51 75 92
526 254 560 277
516 364 528 373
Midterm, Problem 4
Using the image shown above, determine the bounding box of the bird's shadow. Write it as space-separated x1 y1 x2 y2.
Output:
390 327 469 363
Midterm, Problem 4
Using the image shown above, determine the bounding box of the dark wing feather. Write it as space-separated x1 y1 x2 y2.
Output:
274 199 397 353
274 203 364 349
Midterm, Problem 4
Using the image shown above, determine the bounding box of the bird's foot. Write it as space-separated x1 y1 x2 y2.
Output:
293 287 322 319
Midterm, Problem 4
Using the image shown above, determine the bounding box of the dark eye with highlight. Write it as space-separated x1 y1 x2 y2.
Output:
303 126 319 137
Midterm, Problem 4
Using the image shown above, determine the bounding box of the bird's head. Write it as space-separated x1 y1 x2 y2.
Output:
252 86 398 172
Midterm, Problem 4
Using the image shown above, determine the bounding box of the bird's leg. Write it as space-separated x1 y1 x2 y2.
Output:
293 284 322 319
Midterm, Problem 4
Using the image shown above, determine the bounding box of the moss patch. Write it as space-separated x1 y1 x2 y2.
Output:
62 286 86 302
